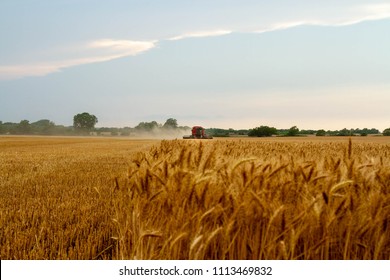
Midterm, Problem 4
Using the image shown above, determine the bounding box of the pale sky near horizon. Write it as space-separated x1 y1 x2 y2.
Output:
1 0 389 131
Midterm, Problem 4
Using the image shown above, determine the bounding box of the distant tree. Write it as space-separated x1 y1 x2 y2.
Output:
163 118 178 129
17 120 31 134
237 129 250 135
248 126 277 137
287 126 299 136
73 112 98 133
299 129 316 135
383 128 390 136
32 119 54 127
0 122 17 134
207 128 230 137
369 128 380 134
337 128 352 136
52 125 73 135
31 119 55 135
135 121 160 131
316 129 326 136
358 128 379 135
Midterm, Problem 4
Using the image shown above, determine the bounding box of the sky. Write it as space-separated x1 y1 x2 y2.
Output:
0 0 389 131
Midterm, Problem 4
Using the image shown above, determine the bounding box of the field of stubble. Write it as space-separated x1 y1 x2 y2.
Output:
0 136 389 260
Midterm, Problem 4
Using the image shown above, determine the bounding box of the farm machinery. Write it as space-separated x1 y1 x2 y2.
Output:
183 126 213 139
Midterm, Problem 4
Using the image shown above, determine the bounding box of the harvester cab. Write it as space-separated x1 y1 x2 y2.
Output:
183 126 213 139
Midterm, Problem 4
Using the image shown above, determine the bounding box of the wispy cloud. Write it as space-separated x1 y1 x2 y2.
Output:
168 30 232 41
253 21 308 34
252 4 390 34
88 39 156 53
0 39 156 80
314 4 390 27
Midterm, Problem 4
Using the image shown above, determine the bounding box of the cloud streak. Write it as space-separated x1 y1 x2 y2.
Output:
0 39 156 80
252 4 390 34
168 30 232 41
0 31 234 80
253 21 308 34
88 39 156 53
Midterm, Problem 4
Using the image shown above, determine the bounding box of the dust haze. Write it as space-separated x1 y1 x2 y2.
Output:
131 127 191 140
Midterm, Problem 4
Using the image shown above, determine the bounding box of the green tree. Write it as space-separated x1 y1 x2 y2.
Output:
248 125 277 137
163 118 178 129
31 119 56 135
316 129 326 136
17 120 31 134
73 112 98 133
287 126 299 136
135 121 159 131
383 128 390 136
337 128 352 136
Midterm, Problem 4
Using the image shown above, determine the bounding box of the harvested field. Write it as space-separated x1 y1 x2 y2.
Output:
1 136 389 259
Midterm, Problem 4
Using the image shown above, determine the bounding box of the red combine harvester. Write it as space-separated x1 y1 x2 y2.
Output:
183 126 213 139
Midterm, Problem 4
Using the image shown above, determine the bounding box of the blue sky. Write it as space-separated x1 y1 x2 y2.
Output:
1 0 389 130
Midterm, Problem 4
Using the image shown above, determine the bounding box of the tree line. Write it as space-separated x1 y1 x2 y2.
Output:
247 126 389 137
0 112 389 136
0 113 190 136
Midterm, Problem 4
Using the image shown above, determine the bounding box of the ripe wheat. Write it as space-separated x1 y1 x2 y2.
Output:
1 136 389 259
112 138 390 259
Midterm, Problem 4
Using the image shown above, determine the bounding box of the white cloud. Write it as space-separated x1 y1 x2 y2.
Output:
168 30 232 41
0 64 61 80
315 5 390 27
88 39 156 53
253 21 308 34
0 39 156 80
251 4 390 34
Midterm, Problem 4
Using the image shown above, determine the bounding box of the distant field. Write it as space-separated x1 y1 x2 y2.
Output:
1 136 389 259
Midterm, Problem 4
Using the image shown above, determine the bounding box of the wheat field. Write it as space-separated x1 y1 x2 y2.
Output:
1 136 389 259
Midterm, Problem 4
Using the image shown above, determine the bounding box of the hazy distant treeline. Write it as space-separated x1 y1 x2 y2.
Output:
0 119 74 135
0 119 187 137
247 125 387 137
0 119 389 137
